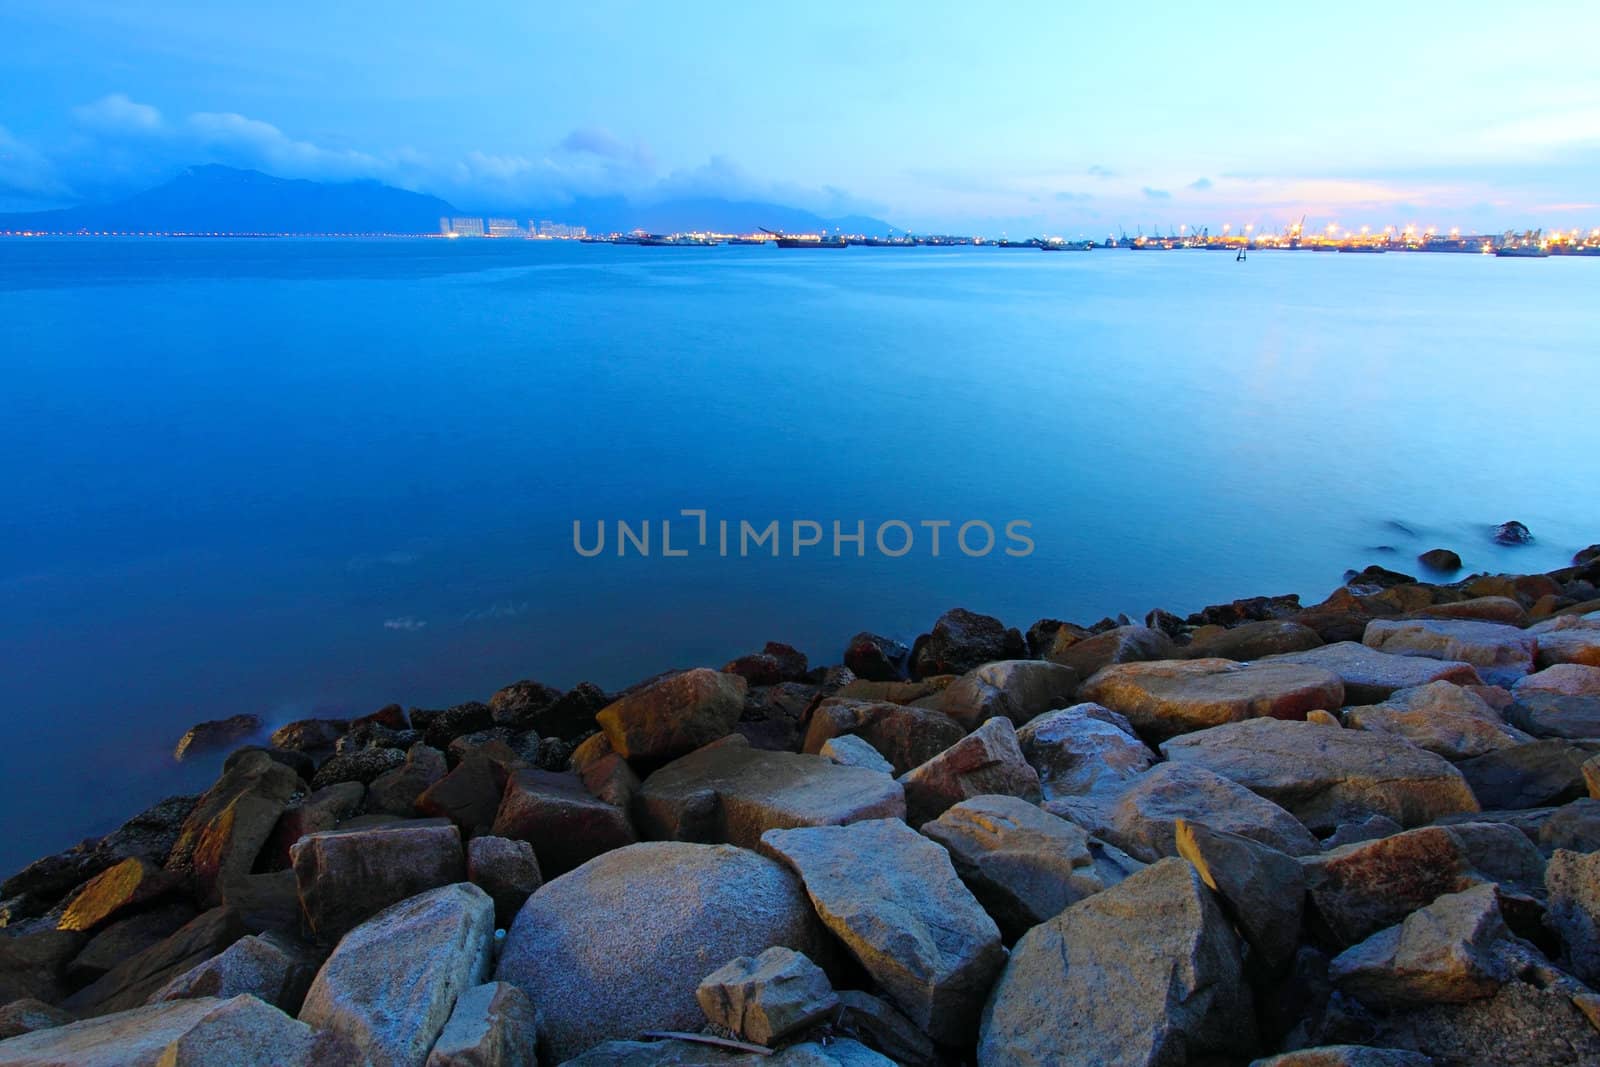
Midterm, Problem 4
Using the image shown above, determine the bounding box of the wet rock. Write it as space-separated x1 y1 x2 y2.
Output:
1046 624 1173 679
696 946 838 1045
1015 702 1156 802
1159 718 1480 832
1183 620 1324 661
299 882 495 1067
1343 681 1531 760
637 735 904 848
150 931 319 1012
1515 663 1600 697
1493 520 1533 545
489 768 637 878
898 717 1040 826
57 858 181 933
817 734 894 775
1363 618 1537 685
290 821 464 942
1546 848 1600 984
761 818 1003 1045
978 857 1255 1066
424 980 538 1067
934 659 1079 730
1301 827 1482 946
1080 658 1345 742
843 632 910 682
269 718 348 753
173 715 263 761
165 750 303 906
1176 819 1306 974
62 906 246 1017
308 746 405 790
921 794 1103 941
909 607 1025 679
1418 548 1463 573
1456 739 1589 809
596 668 747 763
800 698 965 776
495 841 829 1063
465 836 541 929
0 997 73 1040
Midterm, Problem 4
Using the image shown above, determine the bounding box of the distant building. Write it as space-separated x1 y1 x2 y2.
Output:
445 217 485 237
536 220 586 239
487 217 523 237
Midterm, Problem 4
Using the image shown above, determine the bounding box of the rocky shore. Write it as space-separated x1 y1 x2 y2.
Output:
4 535 1600 1066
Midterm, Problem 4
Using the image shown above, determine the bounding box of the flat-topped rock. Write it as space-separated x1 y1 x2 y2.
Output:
933 659 1079 729
1182 620 1324 661
1410 596 1529 626
489 768 637 878
1014 702 1155 801
1080 658 1344 741
636 735 905 848
595 668 747 763
818 734 895 775
1503 690 1600 740
897 716 1039 826
761 819 1003 1045
801 698 966 776
1363 618 1537 684
290 820 464 942
1159 718 1480 832
1344 681 1532 760
1264 641 1483 704
1536 627 1600 669
1456 739 1591 809
1515 663 1600 697
1328 883 1513 1006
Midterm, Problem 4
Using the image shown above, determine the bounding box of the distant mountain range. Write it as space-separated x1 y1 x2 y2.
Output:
0 166 895 236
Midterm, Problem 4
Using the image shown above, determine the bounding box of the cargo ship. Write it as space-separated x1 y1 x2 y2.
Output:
762 227 847 248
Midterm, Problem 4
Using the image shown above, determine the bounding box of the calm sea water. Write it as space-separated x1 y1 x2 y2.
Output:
2 238 1596 872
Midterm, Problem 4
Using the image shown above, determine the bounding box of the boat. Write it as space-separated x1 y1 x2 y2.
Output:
851 235 916 247
995 238 1040 249
1338 245 1386 253
1039 239 1093 251
727 236 770 245
762 227 847 248
1495 245 1549 258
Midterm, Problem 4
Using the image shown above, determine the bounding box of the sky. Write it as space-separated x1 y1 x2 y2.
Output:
2 0 1598 233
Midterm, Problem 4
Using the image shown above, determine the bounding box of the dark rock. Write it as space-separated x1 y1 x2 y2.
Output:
66 900 197 985
801 698 966 776
722 642 810 686
289 821 465 942
1457 739 1590 809
1493 520 1533 545
416 753 514 835
363 742 448 816
1189 592 1302 627
2 794 198 907
530 681 609 740
1176 819 1307 975
174 715 264 761
1504 690 1600 739
224 745 316 782
423 702 494 750
843 632 910 682
1301 827 1482 946
1183 620 1324 661
898 716 1040 826
491 768 637 877
1574 545 1600 566
0 997 74 1040
62 906 247 1017
1145 609 1188 641
909 607 1026 679
1046 624 1173 679
351 703 408 731
1344 564 1419 592
735 681 817 752
466 836 542 929
487 679 563 731
262 781 365 870
151 931 320 1013
332 721 404 755
834 989 938 1066
165 751 303 906
307 746 405 790
1025 618 1076 657
933 659 1079 730
595 668 746 764
57 857 182 933
268 718 348 753
1418 548 1463 573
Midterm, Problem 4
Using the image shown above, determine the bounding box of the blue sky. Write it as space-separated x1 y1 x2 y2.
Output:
3 1 1598 232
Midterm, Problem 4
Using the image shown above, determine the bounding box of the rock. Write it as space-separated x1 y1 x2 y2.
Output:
150 931 319 1012
696 946 838 1045
1301 828 1482 946
269 718 348 752
800 698 965 776
1077 762 1320 862
0 998 73 1040
528 681 608 741
299 883 495 1067
1046 624 1173 679
909 608 1025 678
1190 592 1303 627
1503 690 1600 739
489 768 637 878
833 989 938 1066
818 734 894 775
761 819 1003 1044
415 753 513 835
978 857 1255 1066
165 750 303 906
1363 618 1537 685
173 715 263 761
1323 813 1403 849
465 836 541 929
62 906 246 1017
1536 799 1600 853
264 781 366 869
226 744 317 782
365 744 449 816
487 679 562 731
1329 884 1513 1005
1159 718 1480 832
1411 596 1529 626
1443 821 1547 895
1184 620 1325 661
1587 755 1600 800
1515 663 1600 697
561 1037 894 1065
637 736 905 848
1013 702 1155 802
897 717 1040 825
1493 520 1533 545
1306 709 1341 726
1418 548 1463 573
57 858 180 933
1537 627 1600 669
0 995 327 1067
309 746 405 790
0 794 190 906
843 632 910 682
290 821 465 942
220 870 301 935
424 980 538 1067
575 743 640 808
494 841 829 1063
1080 658 1345 742
921 794 1103 941
0 917 85 1007
1344 681 1530 760
1176 819 1306 974
1345 564 1420 593
1456 739 1590 809
722 642 810 686
735 681 818 753
66 902 195 985
422 702 494 751
596 668 747 763
934 660 1079 730
1545 849 1600 984
1251 1047 1435 1066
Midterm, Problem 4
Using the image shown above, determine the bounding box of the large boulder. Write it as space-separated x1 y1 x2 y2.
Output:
164 750 303 906
1045 625 1173 679
1344 681 1531 760
0 999 73 1041
1183 620 1324 661
365 744 448 816
150 931 319 1012
424 980 538 1067
1080 659 1344 741
1545 848 1600 984
56 858 180 933
1537 627 1600 669
636 736 904 848
489 768 637 878
465 836 542 929
1504 690 1600 739
1014 703 1156 802
801 698 966 776
934 660 1079 730
909 608 1025 678
1159 718 1480 832
761 819 1004 1045
843 632 911 682
1456 739 1590 809
415 753 514 835
1300 827 1482 946
1363 618 1537 684
977 857 1256 1066
263 781 366 869
1265 641 1483 704
62 906 246 1017
595 668 747 763
1329 884 1517 1006
290 821 464 942
173 715 263 761
1412 595 1529 625
695 946 838 1046
299 883 494 1067
1175 819 1306 975
921 794 1105 941
1515 663 1600 697
898 717 1040 826
494 842 829 1063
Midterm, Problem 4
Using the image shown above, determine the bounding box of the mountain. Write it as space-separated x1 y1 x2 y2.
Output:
0 165 897 236
0 166 458 234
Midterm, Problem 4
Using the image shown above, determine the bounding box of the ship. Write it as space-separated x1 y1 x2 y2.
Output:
1496 230 1549 257
762 227 847 248
1039 239 1093 251
995 238 1040 248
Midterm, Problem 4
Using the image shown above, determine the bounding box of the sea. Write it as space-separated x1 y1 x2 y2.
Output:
1 237 1596 873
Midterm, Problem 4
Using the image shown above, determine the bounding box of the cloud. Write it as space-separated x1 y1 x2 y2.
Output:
1054 190 1092 202
1142 187 1171 200
1188 177 1213 191
186 111 384 179
1086 165 1118 178
383 616 426 631
0 125 72 205
558 127 653 169
463 600 529 622
71 93 164 135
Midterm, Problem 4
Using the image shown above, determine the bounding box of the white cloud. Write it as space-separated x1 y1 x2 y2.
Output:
71 93 164 135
